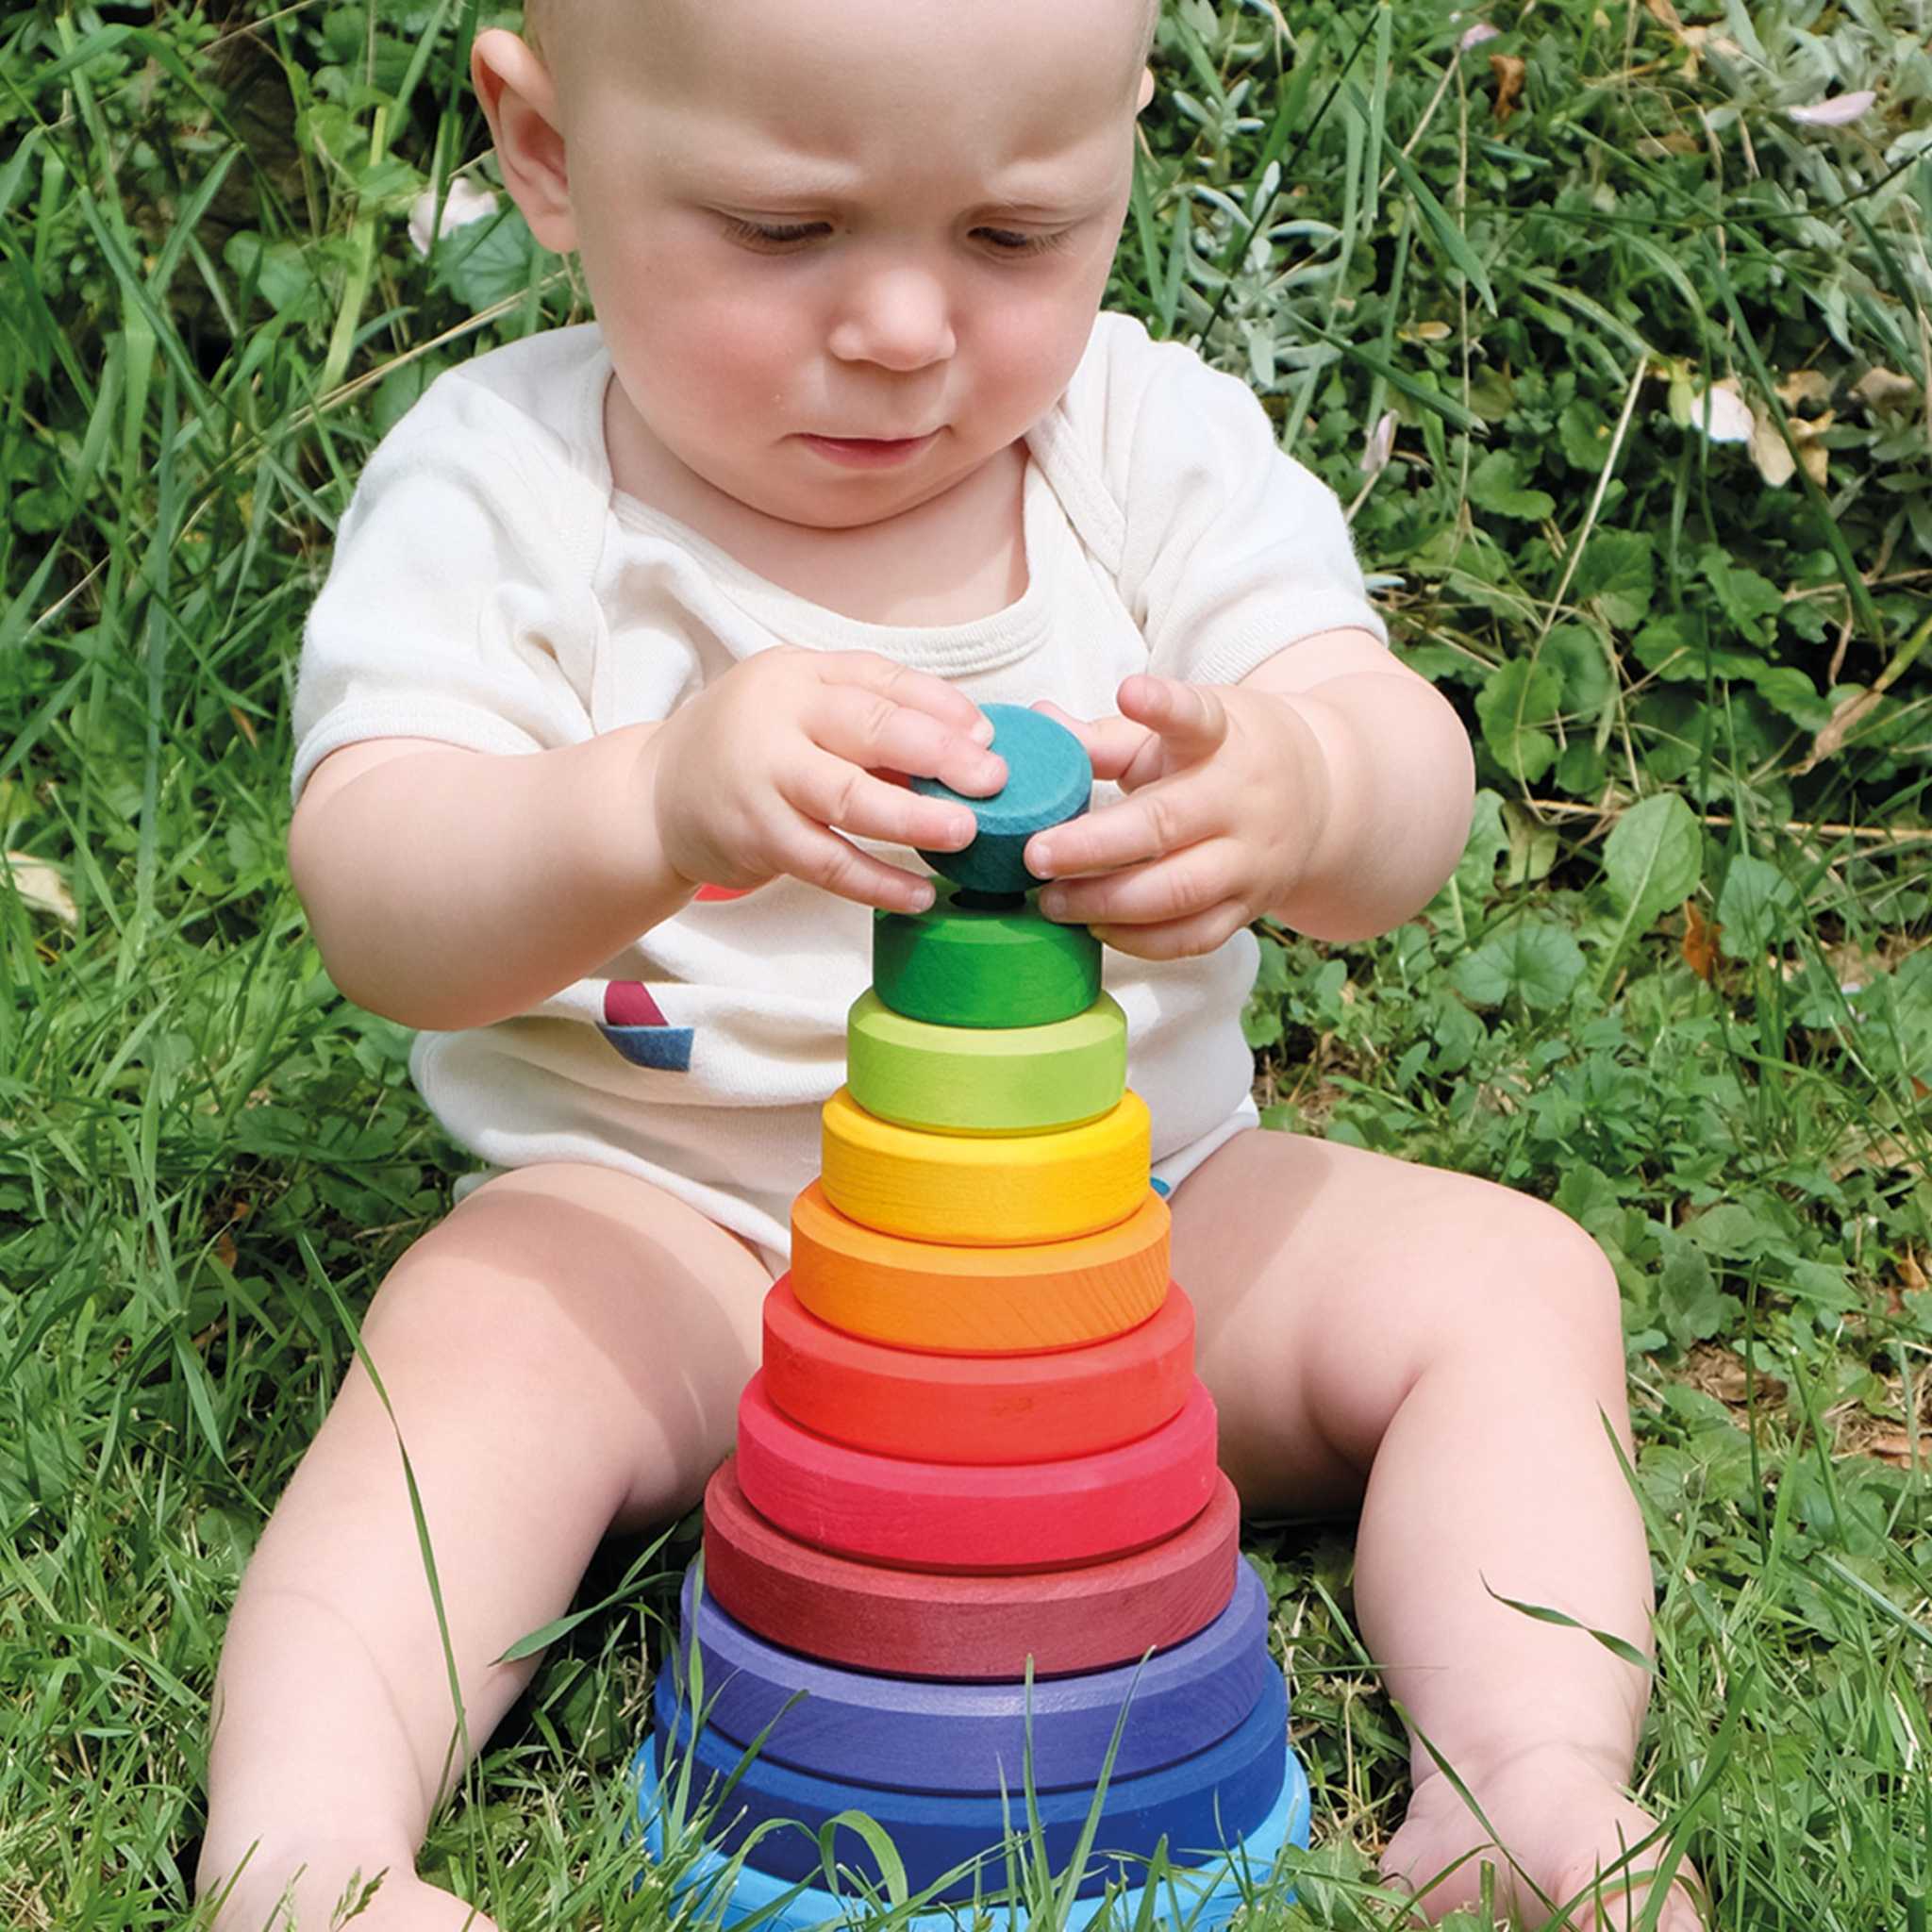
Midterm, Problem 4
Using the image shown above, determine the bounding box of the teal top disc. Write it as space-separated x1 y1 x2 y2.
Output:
912 703 1091 895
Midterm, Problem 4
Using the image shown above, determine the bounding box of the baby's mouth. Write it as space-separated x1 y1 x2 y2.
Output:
799 430 941 467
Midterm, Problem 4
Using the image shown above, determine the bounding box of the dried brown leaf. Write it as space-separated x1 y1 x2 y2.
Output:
1682 1342 1785 1410
1490 52 1525 123
1681 900 1722 983
1853 366 1920 414
1775 370 1832 412
1800 679 1887 773
1749 411 1796 486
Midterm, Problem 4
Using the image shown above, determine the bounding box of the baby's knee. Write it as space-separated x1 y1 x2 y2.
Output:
1436 1183 1625 1368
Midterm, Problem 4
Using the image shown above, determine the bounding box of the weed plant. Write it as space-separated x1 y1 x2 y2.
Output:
2 0 1929 1926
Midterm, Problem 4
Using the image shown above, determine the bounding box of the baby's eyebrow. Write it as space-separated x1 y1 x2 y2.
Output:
696 155 1100 219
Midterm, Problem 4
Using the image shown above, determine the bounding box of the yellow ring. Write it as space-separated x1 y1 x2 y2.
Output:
820 1087 1151 1245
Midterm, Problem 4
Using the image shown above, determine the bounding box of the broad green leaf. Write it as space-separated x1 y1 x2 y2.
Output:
1422 989 1485 1072
1572 530 1656 630
222 231 323 320
1554 1161 1623 1229
1468 450 1556 521
1697 543 1784 644
1475 658 1563 783
1450 916 1586 1010
1631 612 1757 683
1556 741 1606 794
1603 793 1701 933
436 209 543 312
1501 800 1559 885
1716 855 1799 958
1658 1237 1725 1349
1545 622 1615 716
1681 1201 1772 1259
1745 663 1831 730
1557 398 1611 472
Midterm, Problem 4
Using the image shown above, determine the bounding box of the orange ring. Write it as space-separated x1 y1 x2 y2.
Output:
789 1183 1171 1355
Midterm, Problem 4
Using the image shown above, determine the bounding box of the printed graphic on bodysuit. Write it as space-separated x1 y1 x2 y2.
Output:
599 980 695 1072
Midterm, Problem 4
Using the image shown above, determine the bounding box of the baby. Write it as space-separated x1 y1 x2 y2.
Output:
195 1 1701 1926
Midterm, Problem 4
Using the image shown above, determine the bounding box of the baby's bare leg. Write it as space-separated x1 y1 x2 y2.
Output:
1174 1130 1700 1928
195 1163 768 1931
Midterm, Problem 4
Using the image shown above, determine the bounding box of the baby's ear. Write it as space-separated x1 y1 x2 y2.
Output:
1137 65 1155 111
472 28 577 254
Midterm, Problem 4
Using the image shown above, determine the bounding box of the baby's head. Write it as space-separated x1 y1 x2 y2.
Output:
473 0 1157 531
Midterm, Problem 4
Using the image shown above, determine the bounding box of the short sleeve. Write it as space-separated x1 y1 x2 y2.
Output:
1067 315 1387 688
289 369 606 806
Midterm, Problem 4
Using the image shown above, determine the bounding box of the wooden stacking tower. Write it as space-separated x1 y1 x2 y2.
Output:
639 707 1307 1927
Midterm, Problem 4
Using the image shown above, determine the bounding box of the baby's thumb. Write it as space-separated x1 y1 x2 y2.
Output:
1033 699 1154 784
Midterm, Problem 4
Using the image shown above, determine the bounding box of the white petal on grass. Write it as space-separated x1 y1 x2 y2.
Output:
1688 379 1756 443
1459 21 1502 49
2 852 77 926
1361 411 1398 476
1787 91 1875 126
408 177 500 258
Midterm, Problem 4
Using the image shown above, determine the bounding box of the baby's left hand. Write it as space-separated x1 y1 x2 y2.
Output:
1024 674 1331 961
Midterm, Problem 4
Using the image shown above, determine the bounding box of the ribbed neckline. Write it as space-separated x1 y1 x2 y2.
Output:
582 346 1064 677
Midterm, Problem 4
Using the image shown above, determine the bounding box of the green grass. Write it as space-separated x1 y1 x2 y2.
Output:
3 0 1930 1926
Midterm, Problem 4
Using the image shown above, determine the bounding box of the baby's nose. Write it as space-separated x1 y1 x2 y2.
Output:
827 265 957 373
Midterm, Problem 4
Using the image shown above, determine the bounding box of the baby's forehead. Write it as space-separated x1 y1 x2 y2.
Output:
533 0 1158 92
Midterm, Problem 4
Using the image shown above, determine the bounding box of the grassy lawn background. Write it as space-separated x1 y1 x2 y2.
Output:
3 0 1930 1925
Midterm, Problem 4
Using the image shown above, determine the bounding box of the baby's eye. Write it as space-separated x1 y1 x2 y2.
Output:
718 218 823 251
718 216 1065 257
975 227 1064 256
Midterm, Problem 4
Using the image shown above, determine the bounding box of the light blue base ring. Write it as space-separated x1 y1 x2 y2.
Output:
635 1737 1308 1929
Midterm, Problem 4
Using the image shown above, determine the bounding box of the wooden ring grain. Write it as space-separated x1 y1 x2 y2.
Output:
760 1274 1195 1463
821 1088 1150 1245
788 1184 1171 1355
702 1460 1241 1678
734 1374 1218 1572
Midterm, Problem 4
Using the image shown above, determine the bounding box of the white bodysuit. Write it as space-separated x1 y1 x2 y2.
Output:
291 311 1387 1268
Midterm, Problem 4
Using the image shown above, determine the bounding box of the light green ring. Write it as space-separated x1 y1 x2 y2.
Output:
846 991 1128 1135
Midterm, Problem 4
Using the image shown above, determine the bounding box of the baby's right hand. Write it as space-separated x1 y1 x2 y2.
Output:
647 648 1006 913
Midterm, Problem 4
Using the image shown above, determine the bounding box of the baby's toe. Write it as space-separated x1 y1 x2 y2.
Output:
1548 1847 1707 1932
1379 1755 1706 1929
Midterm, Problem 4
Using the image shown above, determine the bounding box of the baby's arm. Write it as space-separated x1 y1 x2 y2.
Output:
291 650 1003 1031
290 724 683 1031
1233 627 1475 938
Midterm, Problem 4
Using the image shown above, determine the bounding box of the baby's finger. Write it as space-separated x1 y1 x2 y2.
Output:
820 652 998 746
812 682 1008 798
1024 773 1220 880
774 820 941 915
1038 839 1245 930
1117 675 1229 766
788 751 978 854
1030 702 1155 783
1092 897 1253 963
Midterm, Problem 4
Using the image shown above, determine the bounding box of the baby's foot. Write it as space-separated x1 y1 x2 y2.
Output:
203 1844 498 1932
1380 1742 1705 1928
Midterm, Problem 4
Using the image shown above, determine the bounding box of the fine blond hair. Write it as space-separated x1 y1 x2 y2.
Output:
521 0 1162 72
